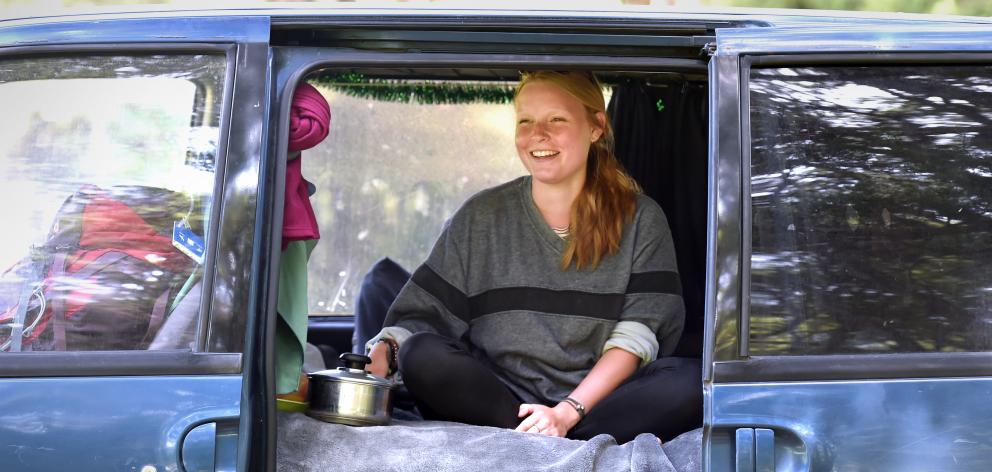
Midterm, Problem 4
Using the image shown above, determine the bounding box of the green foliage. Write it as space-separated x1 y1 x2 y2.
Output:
728 0 989 16
731 0 938 13
956 0 992 16
861 0 939 13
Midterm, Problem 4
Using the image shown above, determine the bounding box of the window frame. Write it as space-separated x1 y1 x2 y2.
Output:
0 43 240 377
729 52 992 382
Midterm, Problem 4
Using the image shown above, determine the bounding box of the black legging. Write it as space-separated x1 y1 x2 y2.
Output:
397 332 702 443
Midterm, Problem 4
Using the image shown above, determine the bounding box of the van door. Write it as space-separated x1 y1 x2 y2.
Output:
706 26 992 471
0 15 270 471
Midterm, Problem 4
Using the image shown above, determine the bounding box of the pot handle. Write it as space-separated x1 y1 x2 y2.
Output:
340 352 372 371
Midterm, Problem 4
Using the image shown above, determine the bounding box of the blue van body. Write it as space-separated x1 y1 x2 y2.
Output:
0 5 990 471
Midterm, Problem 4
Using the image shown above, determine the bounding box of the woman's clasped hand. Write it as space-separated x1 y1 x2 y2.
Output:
515 402 582 437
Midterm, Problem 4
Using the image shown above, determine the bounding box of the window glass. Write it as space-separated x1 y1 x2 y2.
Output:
0 54 225 352
748 65 992 355
302 81 525 315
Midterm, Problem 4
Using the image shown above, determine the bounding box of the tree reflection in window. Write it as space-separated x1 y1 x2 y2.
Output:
749 65 992 355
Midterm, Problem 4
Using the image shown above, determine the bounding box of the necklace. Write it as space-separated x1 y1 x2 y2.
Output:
551 225 570 238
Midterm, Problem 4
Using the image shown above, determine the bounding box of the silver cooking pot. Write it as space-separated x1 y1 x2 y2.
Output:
307 353 395 426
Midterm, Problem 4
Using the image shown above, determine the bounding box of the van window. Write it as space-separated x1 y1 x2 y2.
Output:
0 54 224 352
747 65 992 355
302 80 524 315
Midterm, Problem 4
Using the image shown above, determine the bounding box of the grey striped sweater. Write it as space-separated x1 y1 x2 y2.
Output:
370 176 684 404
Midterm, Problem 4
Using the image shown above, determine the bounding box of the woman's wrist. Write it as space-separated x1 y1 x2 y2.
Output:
554 402 582 429
371 338 399 375
368 342 390 376
369 341 388 359
562 396 586 419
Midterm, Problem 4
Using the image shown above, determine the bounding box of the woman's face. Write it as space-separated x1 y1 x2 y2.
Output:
514 80 604 189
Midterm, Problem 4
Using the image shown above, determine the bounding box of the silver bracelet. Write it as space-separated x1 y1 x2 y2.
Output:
563 396 586 419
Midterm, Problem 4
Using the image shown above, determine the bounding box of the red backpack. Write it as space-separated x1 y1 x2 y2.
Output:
0 185 196 351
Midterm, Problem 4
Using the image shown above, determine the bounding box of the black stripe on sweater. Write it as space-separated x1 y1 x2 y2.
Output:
412 266 682 323
626 270 683 295
411 265 472 323
469 287 624 321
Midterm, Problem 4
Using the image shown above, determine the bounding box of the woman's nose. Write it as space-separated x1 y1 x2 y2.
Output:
532 122 550 139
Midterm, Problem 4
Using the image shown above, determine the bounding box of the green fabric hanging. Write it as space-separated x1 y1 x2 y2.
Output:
308 73 515 105
275 239 318 395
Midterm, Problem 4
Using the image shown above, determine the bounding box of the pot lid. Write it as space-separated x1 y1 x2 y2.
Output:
308 353 393 387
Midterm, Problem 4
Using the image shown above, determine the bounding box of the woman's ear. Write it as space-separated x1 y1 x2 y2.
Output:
591 111 607 142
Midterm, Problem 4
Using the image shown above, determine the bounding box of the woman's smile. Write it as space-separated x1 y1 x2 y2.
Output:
530 150 560 159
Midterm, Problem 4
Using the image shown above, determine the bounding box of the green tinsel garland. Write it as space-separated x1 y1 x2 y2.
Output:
308 72 516 105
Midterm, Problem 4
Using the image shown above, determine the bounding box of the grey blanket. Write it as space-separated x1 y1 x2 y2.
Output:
277 412 702 472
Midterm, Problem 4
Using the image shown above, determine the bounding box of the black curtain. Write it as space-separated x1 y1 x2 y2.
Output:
608 79 708 358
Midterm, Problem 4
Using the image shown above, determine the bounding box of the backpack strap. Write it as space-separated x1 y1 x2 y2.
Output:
50 253 67 351
141 289 170 347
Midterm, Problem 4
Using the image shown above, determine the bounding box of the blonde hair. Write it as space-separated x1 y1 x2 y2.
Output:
515 71 641 270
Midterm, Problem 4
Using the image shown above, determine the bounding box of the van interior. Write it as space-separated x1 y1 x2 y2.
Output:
278 57 709 468
301 66 708 360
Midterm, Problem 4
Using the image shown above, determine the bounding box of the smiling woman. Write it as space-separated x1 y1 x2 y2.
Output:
361 70 702 444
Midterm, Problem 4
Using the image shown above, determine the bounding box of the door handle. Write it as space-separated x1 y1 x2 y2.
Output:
754 428 775 472
179 416 239 472
735 428 755 472
735 428 775 472
181 422 216 472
